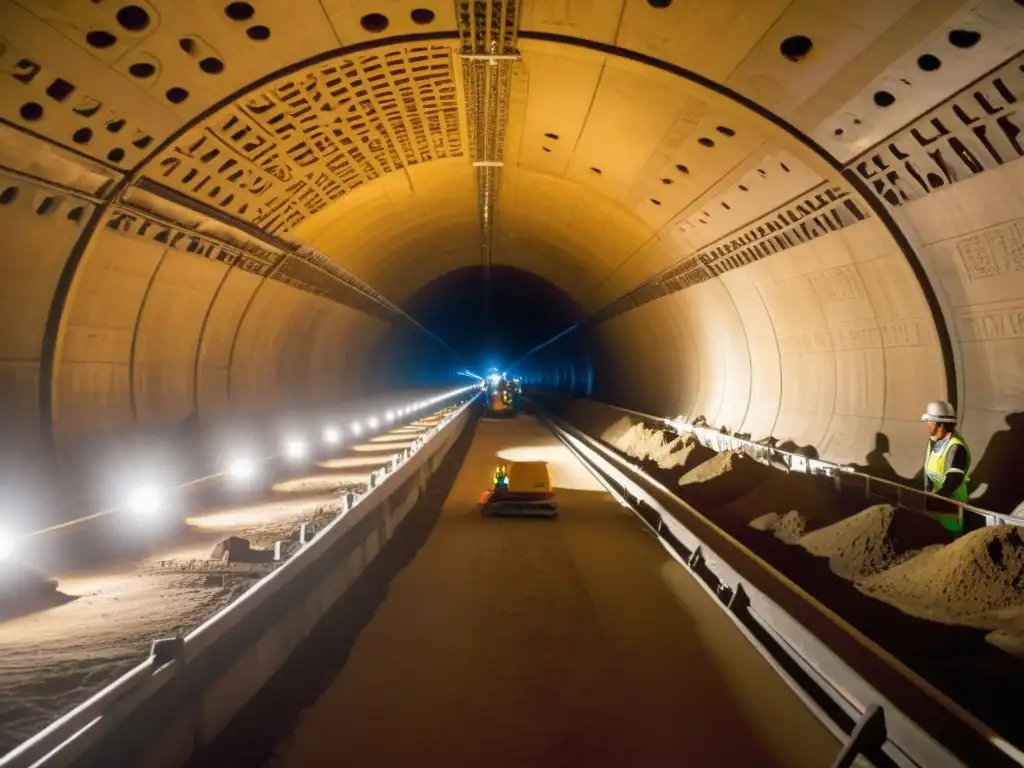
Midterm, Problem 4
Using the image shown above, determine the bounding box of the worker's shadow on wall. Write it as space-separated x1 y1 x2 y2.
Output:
969 412 1024 514
774 439 820 461
849 433 913 485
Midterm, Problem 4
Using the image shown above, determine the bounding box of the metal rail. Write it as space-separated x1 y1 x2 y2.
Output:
535 404 1024 768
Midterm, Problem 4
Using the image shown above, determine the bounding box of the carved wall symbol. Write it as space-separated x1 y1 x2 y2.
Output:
851 53 1024 209
145 46 463 238
957 219 1024 281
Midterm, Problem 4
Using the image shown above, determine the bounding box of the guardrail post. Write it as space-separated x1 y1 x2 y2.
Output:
830 704 886 768
346 491 355 511
727 582 749 614
370 471 377 489
687 546 703 571
274 540 283 561
150 635 185 667
300 522 309 545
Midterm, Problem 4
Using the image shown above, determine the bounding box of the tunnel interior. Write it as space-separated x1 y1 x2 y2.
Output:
1 0 1023 535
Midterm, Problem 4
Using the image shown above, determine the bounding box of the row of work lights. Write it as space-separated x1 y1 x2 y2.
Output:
127 386 479 517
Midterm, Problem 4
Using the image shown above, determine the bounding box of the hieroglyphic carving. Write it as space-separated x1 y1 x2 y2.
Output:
850 52 1024 209
0 41 155 169
104 206 282 277
810 266 867 304
958 308 1024 342
145 46 463 238
957 218 1024 281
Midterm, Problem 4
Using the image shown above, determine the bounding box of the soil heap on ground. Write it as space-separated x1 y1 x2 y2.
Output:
676 450 773 508
720 472 851 541
797 504 949 580
857 525 1024 623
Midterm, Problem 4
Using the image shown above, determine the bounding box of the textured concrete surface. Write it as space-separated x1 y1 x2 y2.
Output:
0 0 1023 521
264 416 838 767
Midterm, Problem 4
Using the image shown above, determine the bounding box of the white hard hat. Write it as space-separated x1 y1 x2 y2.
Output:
921 400 957 423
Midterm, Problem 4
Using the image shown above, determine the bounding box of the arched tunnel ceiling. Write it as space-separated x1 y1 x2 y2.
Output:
1 0 1024 513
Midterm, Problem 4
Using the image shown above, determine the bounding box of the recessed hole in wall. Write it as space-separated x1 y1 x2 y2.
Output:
716 126 735 137
225 1 255 21
166 87 189 104
948 29 981 49
590 167 602 174
133 134 153 149
780 163 790 172
647 0 672 8
72 127 92 144
46 78 75 102
0 187 18 205
698 137 714 147
873 90 896 107
179 38 197 55
129 62 155 78
116 5 151 32
650 198 661 205
542 146 551 152
544 132 559 140
780 35 812 63
834 128 844 136
67 206 85 222
853 118 862 125
361 13 389 33
918 54 941 71
411 9 435 24
698 218 707 224
200 57 225 74
36 197 57 215
246 25 271 40
661 178 673 185
86 30 118 48
722 202 730 210
675 164 689 174
900 78 912 86
107 148 125 163
738 185 748 191
106 119 125 133
757 168 766 176
20 102 43 121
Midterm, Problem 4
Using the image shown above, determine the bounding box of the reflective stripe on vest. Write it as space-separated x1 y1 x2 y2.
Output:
924 433 971 502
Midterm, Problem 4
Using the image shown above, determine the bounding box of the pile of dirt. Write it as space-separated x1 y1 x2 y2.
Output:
676 450 773 508
858 525 1024 623
654 434 716 474
209 536 273 564
750 510 811 544
797 505 950 580
717 471 852 538
614 423 672 461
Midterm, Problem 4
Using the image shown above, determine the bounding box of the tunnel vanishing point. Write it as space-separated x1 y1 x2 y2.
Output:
1 0 1023 527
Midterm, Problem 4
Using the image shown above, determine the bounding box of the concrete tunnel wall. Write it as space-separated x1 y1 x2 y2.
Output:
1 0 1023 524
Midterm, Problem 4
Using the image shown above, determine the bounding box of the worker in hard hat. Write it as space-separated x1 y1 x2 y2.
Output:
921 400 971 503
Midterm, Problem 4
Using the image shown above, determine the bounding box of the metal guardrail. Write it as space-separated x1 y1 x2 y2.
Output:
538 406 1024 768
0 392 478 768
609 404 1021 533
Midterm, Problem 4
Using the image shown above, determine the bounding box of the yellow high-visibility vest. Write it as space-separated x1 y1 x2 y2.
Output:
924 433 971 502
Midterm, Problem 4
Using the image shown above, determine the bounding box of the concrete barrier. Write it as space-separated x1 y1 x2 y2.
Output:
0 398 475 768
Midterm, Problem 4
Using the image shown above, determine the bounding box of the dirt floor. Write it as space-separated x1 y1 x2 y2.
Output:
554 397 1024 751
193 414 838 768
0 412 443 758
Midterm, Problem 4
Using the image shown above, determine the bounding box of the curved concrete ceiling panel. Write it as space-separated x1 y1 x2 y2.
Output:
1 0 1023 518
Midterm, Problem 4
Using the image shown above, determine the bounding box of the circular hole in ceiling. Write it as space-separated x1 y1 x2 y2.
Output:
544 132 559 140
834 128 844 136
179 38 196 55
20 102 43 121
107 148 125 163
200 57 225 74
716 126 735 137
590 167 602 175
780 163 790 172
116 5 150 31
873 90 896 107
853 118 862 125
780 35 812 63
948 29 981 48
86 30 118 48
225 2 255 21
647 0 673 7
411 8 435 24
129 62 155 78
661 178 673 185
917 54 941 72
542 146 551 152
72 127 92 144
0 187 18 205
698 137 715 147
246 25 271 40
650 198 662 206
738 185 748 191
675 164 689 174
361 13 389 33
166 87 190 104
